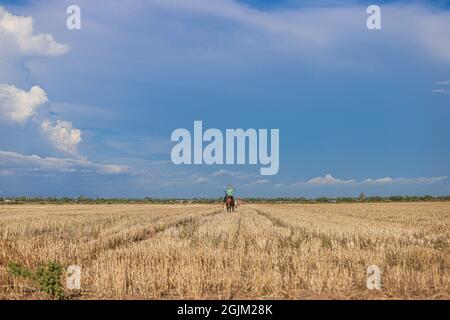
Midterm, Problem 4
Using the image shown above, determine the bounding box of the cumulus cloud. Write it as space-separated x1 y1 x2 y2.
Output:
0 84 48 123
0 150 129 175
0 6 69 56
41 119 82 155
307 174 355 185
0 84 84 155
306 174 448 186
361 177 395 185
279 174 448 188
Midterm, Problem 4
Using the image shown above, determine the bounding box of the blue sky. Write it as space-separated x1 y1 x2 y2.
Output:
0 0 449 198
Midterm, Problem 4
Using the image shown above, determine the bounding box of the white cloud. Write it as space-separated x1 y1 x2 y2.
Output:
278 174 449 188
155 0 334 48
41 119 82 155
0 84 84 156
417 10 450 64
363 176 448 185
0 169 13 177
0 6 69 56
211 169 244 177
362 177 395 185
152 0 450 64
210 169 256 179
432 80 450 98
393 176 448 185
0 150 129 175
197 176 209 183
0 84 48 123
251 179 270 185
307 174 355 185
432 89 450 96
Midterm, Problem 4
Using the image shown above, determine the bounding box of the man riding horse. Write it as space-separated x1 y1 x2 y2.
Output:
223 185 236 212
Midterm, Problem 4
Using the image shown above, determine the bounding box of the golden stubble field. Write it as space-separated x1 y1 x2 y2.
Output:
0 202 449 299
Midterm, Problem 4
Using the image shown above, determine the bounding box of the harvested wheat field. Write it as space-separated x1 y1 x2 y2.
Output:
0 202 449 299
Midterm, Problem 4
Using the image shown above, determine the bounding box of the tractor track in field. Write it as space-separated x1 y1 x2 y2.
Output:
253 208 291 229
233 212 243 246
229 211 242 300
85 209 224 262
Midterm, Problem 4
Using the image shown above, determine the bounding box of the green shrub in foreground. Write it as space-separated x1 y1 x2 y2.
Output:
8 260 65 299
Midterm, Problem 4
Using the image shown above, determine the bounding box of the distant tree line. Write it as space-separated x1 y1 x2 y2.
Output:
243 195 450 203
0 194 449 204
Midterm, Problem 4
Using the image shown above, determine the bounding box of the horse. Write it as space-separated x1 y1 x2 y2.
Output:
225 196 235 212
